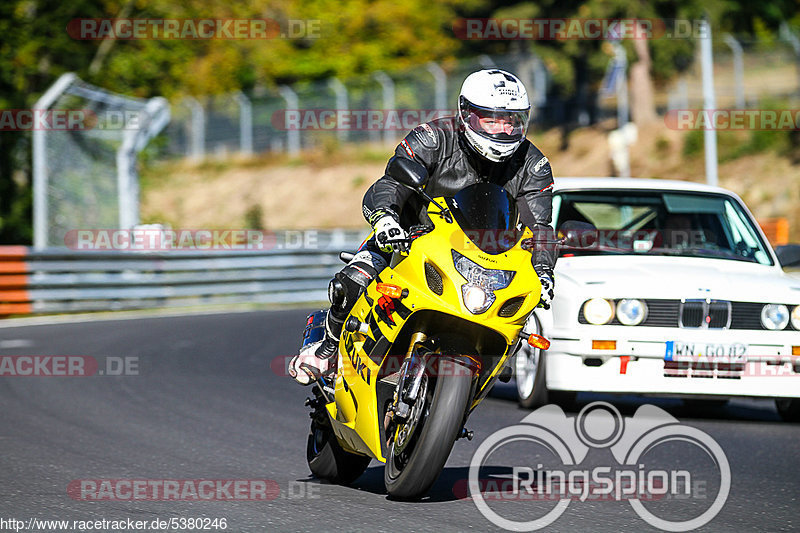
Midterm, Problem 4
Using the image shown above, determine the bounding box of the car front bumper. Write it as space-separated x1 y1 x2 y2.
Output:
546 325 800 398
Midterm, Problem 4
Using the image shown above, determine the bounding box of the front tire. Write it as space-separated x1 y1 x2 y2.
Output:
307 419 371 484
384 357 473 500
515 315 548 409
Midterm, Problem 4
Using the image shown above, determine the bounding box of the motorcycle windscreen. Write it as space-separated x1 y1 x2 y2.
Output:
445 182 521 255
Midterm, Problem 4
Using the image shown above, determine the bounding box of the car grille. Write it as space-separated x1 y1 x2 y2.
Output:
679 301 705 328
679 300 731 329
424 262 443 296
730 302 766 330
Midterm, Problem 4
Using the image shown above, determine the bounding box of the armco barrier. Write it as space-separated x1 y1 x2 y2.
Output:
0 230 365 316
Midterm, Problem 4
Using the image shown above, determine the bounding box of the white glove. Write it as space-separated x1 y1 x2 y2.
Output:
374 215 408 253
535 266 554 310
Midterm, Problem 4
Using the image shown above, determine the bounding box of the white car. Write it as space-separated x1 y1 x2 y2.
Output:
514 178 800 420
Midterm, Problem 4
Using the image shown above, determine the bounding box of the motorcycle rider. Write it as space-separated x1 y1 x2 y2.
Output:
289 69 556 385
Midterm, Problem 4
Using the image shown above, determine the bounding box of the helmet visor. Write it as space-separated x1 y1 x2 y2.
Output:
465 103 529 143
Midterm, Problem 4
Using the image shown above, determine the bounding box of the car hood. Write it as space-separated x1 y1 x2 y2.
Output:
555 255 800 304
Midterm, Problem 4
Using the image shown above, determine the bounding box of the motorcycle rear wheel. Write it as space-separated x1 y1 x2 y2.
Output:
384 348 473 500
307 418 371 485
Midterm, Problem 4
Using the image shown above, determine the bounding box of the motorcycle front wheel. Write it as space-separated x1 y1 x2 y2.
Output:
384 353 473 500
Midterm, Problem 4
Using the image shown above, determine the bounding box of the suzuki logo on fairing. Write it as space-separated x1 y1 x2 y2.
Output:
344 332 372 385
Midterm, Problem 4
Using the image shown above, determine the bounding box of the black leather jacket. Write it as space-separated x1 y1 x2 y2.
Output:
362 117 556 271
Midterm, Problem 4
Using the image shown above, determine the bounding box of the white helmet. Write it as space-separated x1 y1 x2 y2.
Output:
458 69 531 162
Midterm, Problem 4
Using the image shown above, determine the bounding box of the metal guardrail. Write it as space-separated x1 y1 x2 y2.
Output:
0 230 365 316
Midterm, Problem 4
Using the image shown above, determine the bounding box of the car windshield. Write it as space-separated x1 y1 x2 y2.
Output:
554 189 774 266
445 182 520 255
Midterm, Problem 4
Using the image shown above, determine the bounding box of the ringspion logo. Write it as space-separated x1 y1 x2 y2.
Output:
468 402 730 531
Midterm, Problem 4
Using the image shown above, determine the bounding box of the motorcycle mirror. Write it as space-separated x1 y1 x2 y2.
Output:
387 156 452 223
558 220 598 249
387 156 429 191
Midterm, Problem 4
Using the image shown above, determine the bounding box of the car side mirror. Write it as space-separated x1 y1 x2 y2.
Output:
775 244 800 268
558 221 598 249
387 156 429 191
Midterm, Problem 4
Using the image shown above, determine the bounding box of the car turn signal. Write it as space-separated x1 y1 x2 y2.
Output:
528 334 551 350
592 340 617 350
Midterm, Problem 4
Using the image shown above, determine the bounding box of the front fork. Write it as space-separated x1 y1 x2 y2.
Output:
389 332 429 421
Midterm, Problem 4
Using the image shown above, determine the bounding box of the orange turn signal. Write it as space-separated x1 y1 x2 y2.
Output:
592 340 617 350
793 346 800 356
528 334 551 350
376 283 408 299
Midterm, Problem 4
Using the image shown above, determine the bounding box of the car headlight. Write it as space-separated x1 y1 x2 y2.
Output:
792 306 800 330
583 298 615 325
616 299 647 326
452 250 514 314
761 304 790 330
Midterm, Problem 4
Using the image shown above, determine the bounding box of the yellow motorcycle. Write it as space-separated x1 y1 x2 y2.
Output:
302 159 584 499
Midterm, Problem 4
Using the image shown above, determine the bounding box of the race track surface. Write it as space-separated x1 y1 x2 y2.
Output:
0 309 797 532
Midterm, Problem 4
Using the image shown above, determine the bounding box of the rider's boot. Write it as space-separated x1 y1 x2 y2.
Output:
289 298 347 385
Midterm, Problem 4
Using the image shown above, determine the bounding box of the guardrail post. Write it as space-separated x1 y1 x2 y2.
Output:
700 19 718 187
328 77 348 143
235 91 253 156
426 62 448 113
780 22 800 96
279 85 301 155
185 97 205 161
723 34 745 108
372 71 395 146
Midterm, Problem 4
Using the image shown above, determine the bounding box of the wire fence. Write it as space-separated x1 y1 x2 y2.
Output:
158 39 800 162
162 52 553 159
665 40 800 111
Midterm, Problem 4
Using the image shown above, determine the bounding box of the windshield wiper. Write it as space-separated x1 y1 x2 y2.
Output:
652 247 757 263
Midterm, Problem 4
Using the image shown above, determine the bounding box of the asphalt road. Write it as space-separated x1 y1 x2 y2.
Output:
0 309 797 532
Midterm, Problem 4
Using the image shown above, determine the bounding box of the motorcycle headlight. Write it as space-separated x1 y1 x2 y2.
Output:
452 250 515 290
452 250 514 314
762 304 790 330
616 299 647 326
792 306 800 330
462 284 491 314
583 298 615 325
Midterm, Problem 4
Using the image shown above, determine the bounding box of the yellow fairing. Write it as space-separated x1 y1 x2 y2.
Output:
328 197 542 462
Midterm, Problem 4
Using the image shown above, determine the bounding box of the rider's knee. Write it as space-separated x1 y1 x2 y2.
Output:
329 257 383 318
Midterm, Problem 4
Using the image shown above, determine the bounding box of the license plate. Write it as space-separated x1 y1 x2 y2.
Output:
665 341 747 361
